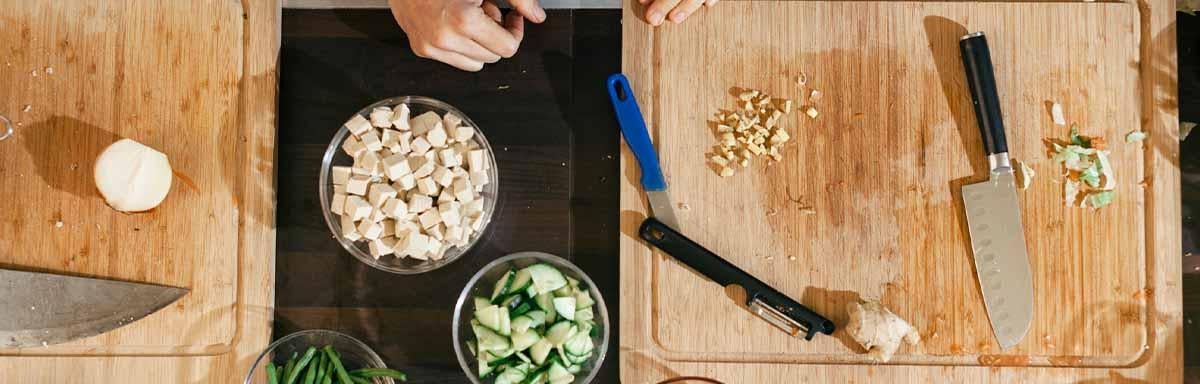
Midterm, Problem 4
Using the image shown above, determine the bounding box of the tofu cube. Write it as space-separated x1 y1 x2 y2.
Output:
445 226 464 244
391 132 412 155
381 129 400 149
331 166 352 185
427 223 445 240
355 151 381 171
432 166 455 187
370 107 393 128
361 131 384 152
370 208 388 222
439 202 462 227
428 244 448 260
400 232 430 256
331 193 347 215
346 175 371 196
426 123 449 148
469 216 485 231
443 113 463 131
408 194 433 213
368 237 394 258
346 195 373 221
453 126 475 143
408 155 435 178
451 166 468 179
340 214 361 241
437 190 455 204
410 111 441 135
382 153 412 181
380 219 396 238
342 136 367 158
467 149 488 171
410 136 432 156
469 171 490 187
333 184 347 196
382 198 408 217
453 178 474 203
426 237 444 254
439 148 461 167
344 114 372 136
416 177 440 196
368 183 398 207
357 219 383 240
390 104 411 130
417 209 442 229
465 198 485 219
395 173 417 191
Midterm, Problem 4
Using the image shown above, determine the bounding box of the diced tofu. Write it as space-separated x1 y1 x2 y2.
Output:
381 129 400 149
344 114 372 136
395 173 417 191
334 184 347 196
465 198 485 219
369 237 394 258
369 207 387 222
439 148 461 167
380 219 396 238
443 113 463 131
346 195 373 221
467 149 488 171
382 198 408 217
453 126 475 143
391 132 412 155
469 171 489 187
370 107 393 128
340 214 361 241
331 193 347 215
438 190 456 204
428 244 448 260
445 226 464 244
408 155 435 178
431 167 455 187
417 209 442 229
346 175 371 196
355 151 381 171
426 237 444 255
382 153 412 181
439 202 462 227
416 177 440 196
361 131 384 152
453 179 474 203
368 183 398 207
410 111 441 135
331 166 352 185
399 232 430 257
342 136 366 158
411 136 432 156
451 166 468 179
426 123 449 148
390 104 411 130
427 223 445 240
408 194 433 213
350 166 371 176
469 216 485 231
357 219 383 240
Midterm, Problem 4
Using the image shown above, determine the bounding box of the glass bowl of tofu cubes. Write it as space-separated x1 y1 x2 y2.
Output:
452 252 609 384
320 96 498 274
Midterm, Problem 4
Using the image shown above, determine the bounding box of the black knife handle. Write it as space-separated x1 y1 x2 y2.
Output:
960 32 1008 155
638 217 835 337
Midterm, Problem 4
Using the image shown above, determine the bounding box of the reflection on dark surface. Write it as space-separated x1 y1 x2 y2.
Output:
277 10 620 383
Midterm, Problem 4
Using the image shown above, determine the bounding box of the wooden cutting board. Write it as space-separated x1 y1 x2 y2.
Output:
0 0 254 356
620 0 1181 381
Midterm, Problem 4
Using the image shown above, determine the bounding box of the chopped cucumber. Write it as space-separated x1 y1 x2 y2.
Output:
552 297 576 321
473 323 510 352
511 301 535 317
563 331 593 356
575 307 594 322
474 296 491 310
525 311 547 329
545 322 576 346
565 276 580 289
576 321 594 338
478 352 494 378
498 306 512 336
525 372 547 384
490 347 516 362
510 268 533 295
530 339 553 365
536 293 557 323
502 294 522 309
552 284 574 298
492 270 515 302
548 362 573 384
467 340 477 357
512 316 534 334
511 330 540 351
566 364 581 374
515 351 531 364
574 291 594 309
476 305 503 332
523 264 568 295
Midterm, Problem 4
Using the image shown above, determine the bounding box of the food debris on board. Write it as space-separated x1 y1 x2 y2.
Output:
845 300 920 363
1125 131 1147 143
1016 160 1035 190
1050 102 1066 126
707 89 795 177
333 104 492 261
1051 126 1116 209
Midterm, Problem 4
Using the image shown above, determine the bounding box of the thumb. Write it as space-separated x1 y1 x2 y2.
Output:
507 0 546 23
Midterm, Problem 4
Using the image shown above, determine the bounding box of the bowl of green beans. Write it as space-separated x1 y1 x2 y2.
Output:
244 329 407 384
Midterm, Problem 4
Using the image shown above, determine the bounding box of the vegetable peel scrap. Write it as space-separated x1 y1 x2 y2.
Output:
1125 131 1147 143
1052 127 1115 209
1050 102 1066 126
1017 160 1035 190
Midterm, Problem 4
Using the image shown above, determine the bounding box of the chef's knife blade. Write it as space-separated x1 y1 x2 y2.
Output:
959 32 1033 350
607 73 680 231
0 268 188 348
639 218 835 340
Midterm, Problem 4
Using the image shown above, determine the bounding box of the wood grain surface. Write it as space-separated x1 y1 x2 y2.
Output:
621 0 1180 382
0 0 276 381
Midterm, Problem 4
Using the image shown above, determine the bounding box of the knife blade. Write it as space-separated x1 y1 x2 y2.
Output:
607 73 680 231
959 32 1033 350
0 268 188 348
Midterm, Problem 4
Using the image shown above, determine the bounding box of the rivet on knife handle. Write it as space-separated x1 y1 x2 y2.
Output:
606 73 667 192
639 217 835 340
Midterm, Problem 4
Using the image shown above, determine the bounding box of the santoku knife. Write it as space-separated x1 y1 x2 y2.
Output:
958 32 1034 350
0 268 188 348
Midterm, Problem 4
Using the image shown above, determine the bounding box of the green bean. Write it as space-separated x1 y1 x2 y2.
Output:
350 368 407 381
282 359 295 383
266 362 279 384
285 347 318 384
349 377 371 384
304 352 322 384
324 345 354 384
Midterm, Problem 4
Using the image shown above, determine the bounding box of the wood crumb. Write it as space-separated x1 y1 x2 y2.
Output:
497 85 510 90
54 220 63 228
766 208 778 216
22 104 31 113
43 66 53 75
809 89 823 102
788 256 797 261
677 202 691 211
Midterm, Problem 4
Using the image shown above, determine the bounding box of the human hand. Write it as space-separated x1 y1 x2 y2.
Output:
389 0 546 71
640 0 719 26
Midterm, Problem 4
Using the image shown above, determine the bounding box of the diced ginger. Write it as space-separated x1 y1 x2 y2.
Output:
805 106 819 119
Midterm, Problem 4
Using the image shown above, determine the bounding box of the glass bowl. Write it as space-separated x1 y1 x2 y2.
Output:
452 252 611 384
244 329 393 384
319 96 500 274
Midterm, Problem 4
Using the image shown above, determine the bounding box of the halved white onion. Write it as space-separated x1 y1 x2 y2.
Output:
94 139 173 212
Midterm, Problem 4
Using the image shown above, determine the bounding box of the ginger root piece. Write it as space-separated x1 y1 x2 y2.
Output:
845 300 919 363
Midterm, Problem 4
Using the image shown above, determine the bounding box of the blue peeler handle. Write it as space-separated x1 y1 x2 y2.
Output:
607 73 667 191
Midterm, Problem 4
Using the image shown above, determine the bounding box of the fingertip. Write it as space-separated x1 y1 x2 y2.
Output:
670 10 688 23
647 10 664 26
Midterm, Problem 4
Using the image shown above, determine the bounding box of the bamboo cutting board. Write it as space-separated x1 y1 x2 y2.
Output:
621 0 1180 381
0 1 251 356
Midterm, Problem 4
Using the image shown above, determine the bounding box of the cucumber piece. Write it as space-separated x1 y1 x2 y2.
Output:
545 322 576 346
498 306 512 336
552 297 576 321
509 268 533 295
473 323 511 352
474 296 491 310
476 304 503 332
490 347 516 361
478 352 494 378
525 310 547 329
575 307 594 322
525 372 547 384
565 364 581 374
574 291 594 309
523 264 567 295
563 331 593 356
466 340 478 357
525 283 539 298
529 339 553 365
502 294 522 309
511 301 534 317
536 293 557 323
548 362 573 384
565 276 580 289
576 321 593 338
495 373 515 384
515 351 531 364
511 316 534 334
511 330 540 351
492 270 516 302
552 284 574 298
